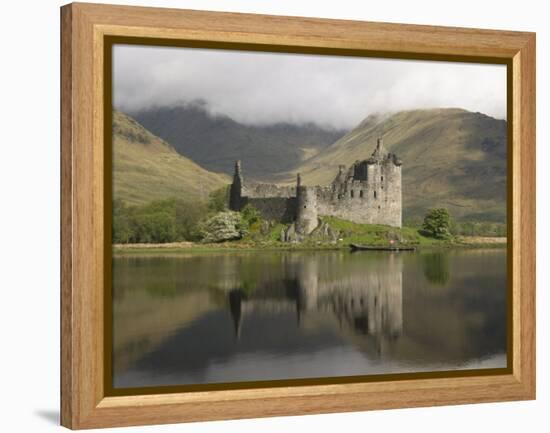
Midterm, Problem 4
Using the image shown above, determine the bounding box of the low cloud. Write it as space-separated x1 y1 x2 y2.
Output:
113 44 506 130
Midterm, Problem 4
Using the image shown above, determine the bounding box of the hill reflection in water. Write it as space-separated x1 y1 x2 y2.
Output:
112 250 507 388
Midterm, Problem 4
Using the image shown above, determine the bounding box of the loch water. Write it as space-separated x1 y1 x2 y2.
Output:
112 249 507 388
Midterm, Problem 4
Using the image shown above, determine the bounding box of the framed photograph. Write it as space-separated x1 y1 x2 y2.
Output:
60 2 535 429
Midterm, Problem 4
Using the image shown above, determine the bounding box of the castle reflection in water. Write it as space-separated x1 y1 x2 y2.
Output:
228 253 403 355
112 249 507 388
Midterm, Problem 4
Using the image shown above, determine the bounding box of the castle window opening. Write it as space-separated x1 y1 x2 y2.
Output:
374 191 377 199
381 176 384 182
359 190 364 198
350 190 354 198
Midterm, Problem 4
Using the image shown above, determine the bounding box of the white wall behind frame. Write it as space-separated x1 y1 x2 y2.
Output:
0 0 545 432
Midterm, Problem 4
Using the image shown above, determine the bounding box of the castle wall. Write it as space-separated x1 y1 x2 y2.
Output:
315 162 402 227
227 139 402 230
243 184 296 198
229 169 298 222
243 197 297 223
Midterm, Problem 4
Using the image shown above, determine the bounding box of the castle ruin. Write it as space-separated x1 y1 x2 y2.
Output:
229 138 402 233
228 252 403 347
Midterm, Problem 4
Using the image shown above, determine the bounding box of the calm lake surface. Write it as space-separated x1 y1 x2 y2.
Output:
112 249 507 388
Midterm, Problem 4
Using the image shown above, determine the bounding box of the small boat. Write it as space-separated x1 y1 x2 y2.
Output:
349 243 416 252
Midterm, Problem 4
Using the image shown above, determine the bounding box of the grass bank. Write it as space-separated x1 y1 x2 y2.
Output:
113 217 506 255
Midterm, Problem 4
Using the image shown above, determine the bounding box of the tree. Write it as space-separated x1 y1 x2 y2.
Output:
112 199 133 243
207 186 229 213
175 199 206 241
113 199 170 243
131 207 176 243
240 203 261 226
422 208 452 240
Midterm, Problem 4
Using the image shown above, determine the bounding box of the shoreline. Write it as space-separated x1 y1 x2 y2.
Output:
112 237 507 255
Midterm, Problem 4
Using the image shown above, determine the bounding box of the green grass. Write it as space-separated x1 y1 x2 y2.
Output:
320 217 505 249
320 216 447 247
113 215 506 255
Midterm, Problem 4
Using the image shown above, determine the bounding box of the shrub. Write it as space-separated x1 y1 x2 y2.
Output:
198 211 248 243
422 208 452 240
175 200 206 241
112 199 133 243
207 186 229 213
112 198 208 243
240 203 261 226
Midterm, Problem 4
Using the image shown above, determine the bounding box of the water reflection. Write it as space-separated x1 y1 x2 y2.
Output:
227 254 403 353
112 250 507 388
422 252 450 285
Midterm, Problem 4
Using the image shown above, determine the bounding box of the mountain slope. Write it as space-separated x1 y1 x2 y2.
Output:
286 108 507 222
130 103 347 180
113 111 229 205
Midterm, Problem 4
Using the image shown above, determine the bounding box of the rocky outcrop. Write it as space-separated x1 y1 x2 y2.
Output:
279 219 340 244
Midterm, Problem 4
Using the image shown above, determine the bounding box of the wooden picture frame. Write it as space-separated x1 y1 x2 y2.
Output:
60 2 536 429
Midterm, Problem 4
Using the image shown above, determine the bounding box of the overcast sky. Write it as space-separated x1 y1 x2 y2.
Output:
113 44 506 130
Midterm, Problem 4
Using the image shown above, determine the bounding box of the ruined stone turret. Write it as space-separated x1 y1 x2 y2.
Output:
368 137 387 162
329 136 402 227
229 160 243 211
296 174 318 235
227 137 402 233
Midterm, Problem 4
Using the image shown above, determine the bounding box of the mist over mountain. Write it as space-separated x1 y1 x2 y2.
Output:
129 102 347 180
114 44 507 128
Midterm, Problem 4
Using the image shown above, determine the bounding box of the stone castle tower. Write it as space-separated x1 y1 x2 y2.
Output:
229 138 402 234
296 173 319 235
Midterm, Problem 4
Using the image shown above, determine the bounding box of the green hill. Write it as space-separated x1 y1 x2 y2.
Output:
118 107 508 223
284 108 507 222
113 111 229 205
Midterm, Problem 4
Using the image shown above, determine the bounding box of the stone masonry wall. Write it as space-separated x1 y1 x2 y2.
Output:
228 139 402 231
243 184 296 199
315 161 401 227
242 197 297 223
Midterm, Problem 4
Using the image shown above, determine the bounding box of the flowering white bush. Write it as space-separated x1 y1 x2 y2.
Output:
199 211 248 243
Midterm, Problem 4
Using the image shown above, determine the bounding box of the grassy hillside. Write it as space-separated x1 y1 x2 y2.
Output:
284 108 507 222
113 111 229 205
131 103 346 180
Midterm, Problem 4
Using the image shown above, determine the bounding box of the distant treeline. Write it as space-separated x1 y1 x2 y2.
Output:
112 187 227 244
450 221 506 237
406 217 506 237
